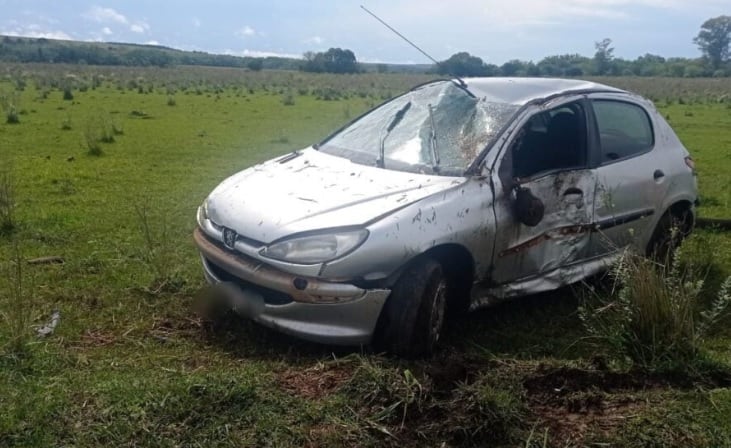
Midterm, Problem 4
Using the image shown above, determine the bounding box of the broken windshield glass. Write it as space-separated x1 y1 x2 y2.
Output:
319 81 520 175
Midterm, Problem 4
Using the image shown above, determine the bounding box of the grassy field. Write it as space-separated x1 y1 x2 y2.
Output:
1 65 731 447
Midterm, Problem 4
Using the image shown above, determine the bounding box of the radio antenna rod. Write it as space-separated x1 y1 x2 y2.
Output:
360 5 440 66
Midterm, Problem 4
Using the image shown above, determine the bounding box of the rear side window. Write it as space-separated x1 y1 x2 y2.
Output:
592 100 654 163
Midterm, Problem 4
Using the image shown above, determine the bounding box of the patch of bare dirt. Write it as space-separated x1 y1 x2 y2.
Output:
150 315 203 341
68 328 118 349
277 362 354 400
521 364 731 445
529 391 646 445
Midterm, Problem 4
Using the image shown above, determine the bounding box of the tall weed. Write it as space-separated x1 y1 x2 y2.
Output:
0 241 32 356
0 162 16 234
580 250 731 372
134 198 184 293
0 90 20 124
83 112 118 155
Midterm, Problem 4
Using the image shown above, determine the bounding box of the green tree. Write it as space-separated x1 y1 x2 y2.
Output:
301 48 359 73
537 54 590 77
246 58 263 71
632 54 666 76
437 52 491 77
499 59 525 76
694 15 731 69
593 38 615 75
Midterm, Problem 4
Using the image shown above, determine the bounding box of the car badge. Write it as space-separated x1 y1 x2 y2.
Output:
222 228 238 250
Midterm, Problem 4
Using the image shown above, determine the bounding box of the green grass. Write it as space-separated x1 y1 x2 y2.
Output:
659 102 731 219
1 67 730 447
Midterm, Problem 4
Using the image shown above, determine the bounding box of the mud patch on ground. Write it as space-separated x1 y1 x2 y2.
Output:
524 364 731 394
522 364 731 445
150 315 203 341
71 328 118 349
277 362 354 400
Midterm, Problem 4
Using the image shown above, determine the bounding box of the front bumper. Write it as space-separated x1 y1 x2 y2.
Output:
193 228 390 345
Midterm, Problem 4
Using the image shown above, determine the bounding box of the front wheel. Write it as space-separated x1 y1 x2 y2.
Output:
373 257 447 357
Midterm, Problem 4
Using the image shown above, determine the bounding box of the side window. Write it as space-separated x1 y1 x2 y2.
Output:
511 102 587 179
593 100 654 163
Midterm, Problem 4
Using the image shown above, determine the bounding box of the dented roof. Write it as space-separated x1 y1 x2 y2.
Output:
460 77 626 105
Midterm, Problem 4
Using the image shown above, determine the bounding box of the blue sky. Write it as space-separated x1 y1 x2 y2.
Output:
0 0 727 64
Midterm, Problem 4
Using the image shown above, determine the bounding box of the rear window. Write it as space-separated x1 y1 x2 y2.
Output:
592 100 654 163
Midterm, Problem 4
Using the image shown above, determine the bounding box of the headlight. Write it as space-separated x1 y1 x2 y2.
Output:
197 200 209 227
260 229 369 264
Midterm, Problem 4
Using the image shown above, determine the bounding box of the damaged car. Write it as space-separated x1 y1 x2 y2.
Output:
194 77 698 356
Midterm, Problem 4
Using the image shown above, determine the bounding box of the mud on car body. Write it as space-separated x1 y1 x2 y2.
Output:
194 77 698 356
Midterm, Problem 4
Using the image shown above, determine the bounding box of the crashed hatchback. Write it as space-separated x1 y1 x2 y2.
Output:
194 78 697 356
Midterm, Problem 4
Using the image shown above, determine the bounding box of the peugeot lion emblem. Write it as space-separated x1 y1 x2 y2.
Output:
222 227 237 250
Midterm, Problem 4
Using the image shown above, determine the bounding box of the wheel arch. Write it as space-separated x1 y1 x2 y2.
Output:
422 243 475 291
666 200 695 231
646 199 695 256
383 243 475 315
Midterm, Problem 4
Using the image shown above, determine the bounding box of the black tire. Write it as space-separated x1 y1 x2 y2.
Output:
374 257 447 357
647 210 692 262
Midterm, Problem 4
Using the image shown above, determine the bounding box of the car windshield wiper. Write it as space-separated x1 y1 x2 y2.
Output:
377 101 411 168
428 103 440 173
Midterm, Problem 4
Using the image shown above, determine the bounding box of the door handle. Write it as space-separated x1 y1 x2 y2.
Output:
653 169 665 180
563 187 583 197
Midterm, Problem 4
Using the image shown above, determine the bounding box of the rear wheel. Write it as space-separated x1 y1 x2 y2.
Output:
374 257 447 357
647 209 692 262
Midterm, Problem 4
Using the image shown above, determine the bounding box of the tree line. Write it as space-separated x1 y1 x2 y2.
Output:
0 36 298 71
1 15 729 77
436 16 731 78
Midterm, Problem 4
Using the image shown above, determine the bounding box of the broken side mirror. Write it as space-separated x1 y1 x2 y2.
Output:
513 186 545 227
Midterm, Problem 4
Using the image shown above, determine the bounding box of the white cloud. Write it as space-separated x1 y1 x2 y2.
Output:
130 20 150 33
102 27 112 35
84 6 128 24
235 26 256 37
1 24 71 40
382 0 722 30
223 48 301 59
146 40 160 46
304 36 324 45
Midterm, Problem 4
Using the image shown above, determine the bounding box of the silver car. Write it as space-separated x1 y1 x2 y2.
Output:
194 78 697 356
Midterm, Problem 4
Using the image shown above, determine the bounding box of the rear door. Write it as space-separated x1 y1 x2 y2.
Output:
587 95 666 256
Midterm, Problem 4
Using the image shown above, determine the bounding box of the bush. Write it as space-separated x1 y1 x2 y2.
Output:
281 92 295 106
1 91 21 124
60 114 72 130
580 250 731 372
4 105 19 124
83 114 116 155
0 164 16 234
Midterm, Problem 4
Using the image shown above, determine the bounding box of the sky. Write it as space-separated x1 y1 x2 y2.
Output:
0 0 727 64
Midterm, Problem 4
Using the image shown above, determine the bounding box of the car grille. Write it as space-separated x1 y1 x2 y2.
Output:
204 257 294 306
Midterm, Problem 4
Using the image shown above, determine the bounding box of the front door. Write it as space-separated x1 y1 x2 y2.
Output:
490 99 597 285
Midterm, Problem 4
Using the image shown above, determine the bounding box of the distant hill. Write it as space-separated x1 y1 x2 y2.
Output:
0 35 301 70
0 35 433 74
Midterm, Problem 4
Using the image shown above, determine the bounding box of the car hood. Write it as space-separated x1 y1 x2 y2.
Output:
205 148 466 243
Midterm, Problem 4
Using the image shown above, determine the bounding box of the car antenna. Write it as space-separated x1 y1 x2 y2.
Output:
360 5 466 87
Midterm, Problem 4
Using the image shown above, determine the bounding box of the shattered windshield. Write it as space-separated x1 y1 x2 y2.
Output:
319 81 520 175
